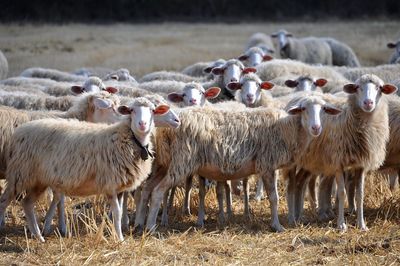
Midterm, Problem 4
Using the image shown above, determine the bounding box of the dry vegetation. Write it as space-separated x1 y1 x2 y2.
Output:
0 22 399 264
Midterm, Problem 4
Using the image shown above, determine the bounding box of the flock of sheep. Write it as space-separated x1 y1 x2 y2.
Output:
0 30 399 243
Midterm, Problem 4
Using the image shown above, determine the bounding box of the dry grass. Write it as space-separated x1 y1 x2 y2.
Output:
0 22 400 264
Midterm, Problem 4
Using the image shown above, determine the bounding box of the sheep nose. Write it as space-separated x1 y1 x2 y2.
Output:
139 121 147 127
247 94 254 100
231 78 238 82
190 98 197 104
363 99 373 108
312 125 321 131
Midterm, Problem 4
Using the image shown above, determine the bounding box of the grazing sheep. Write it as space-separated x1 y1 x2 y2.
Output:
103 68 137 83
181 59 226 77
292 75 397 231
321 38 361 67
0 50 8 79
134 94 342 232
245 32 275 55
387 39 400 64
238 47 274 68
255 59 350 93
0 98 170 242
0 90 74 111
20 67 87 82
271 30 332 65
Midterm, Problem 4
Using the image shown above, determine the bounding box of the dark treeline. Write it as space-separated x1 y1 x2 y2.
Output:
1 0 399 23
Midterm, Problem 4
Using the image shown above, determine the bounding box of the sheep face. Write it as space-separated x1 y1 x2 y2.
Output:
271 30 293 52
229 79 273 107
344 76 397 112
154 108 180 128
285 77 327 92
212 62 243 92
168 86 220 107
288 98 342 137
91 97 121 125
387 41 400 56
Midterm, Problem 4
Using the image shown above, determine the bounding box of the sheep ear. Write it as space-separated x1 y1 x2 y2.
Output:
211 67 225 75
93 98 112 109
343 84 358 94
285 80 298 88
323 105 342 115
263 55 273 61
117 105 132 115
270 33 278 38
71 85 84 94
204 87 221 99
154 105 170 115
381 84 398 94
387 42 396 49
226 82 242 90
203 66 213 74
287 106 305 115
167 93 184 103
242 67 257 74
286 32 293 37
260 81 274 90
110 74 119 80
104 87 119 94
238 54 249 61
314 79 328 87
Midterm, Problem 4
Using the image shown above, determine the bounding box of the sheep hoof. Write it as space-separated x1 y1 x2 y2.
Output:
358 222 369 232
287 216 296 227
42 227 52 237
160 217 169 227
337 223 348 232
271 223 285 233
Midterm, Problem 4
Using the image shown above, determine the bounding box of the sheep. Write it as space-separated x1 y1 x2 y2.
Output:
20 67 87 82
181 59 226 77
245 32 275 55
271 30 332 65
387 39 400 64
103 68 137 83
0 83 48 96
238 46 274 68
283 75 328 93
0 90 74 111
167 82 221 107
72 67 115 78
337 64 400 83
139 71 207 83
134 93 342 233
255 59 350 93
0 98 170 242
0 50 8 79
290 74 397 231
321 38 361 67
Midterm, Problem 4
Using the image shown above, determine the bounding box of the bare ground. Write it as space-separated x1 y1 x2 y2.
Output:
0 22 399 265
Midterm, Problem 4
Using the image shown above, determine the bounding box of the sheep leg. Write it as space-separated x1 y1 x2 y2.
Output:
335 171 347 232
216 182 225 225
160 189 170 226
255 177 265 202
43 190 62 236
354 169 368 231
345 171 356 213
121 192 129 232
57 194 67 237
23 187 46 242
196 176 206 227
318 175 335 221
389 170 399 192
262 171 284 232
243 177 251 218
182 175 194 215
134 166 166 231
133 187 141 208
0 186 16 227
109 193 123 241
286 168 297 226
294 169 311 222
145 177 175 232
307 175 318 212
224 181 233 220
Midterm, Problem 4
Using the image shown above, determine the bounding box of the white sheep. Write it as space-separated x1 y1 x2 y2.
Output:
291 74 397 231
238 46 274 67
20 67 87 82
321 38 361 67
0 83 48 96
283 75 328 93
134 93 342 233
139 71 207 83
103 68 137 83
181 59 226 77
0 50 8 79
72 67 115 78
167 82 221 107
0 98 170 242
337 64 400 83
271 30 332 65
387 39 400 64
245 33 275 55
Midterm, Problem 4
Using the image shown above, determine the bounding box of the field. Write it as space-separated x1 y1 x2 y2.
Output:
0 22 400 265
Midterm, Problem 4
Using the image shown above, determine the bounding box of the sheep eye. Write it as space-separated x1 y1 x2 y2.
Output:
182 93 186 97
